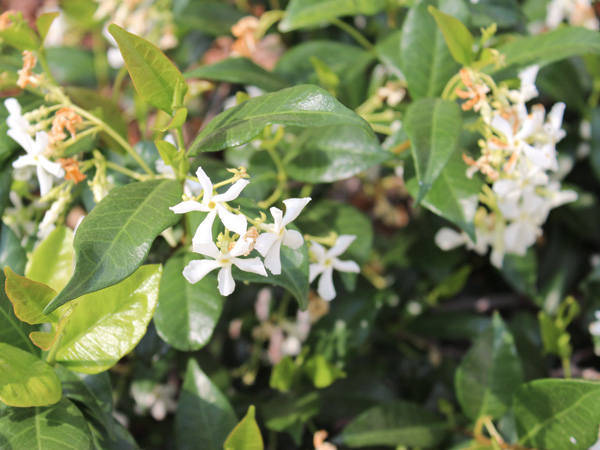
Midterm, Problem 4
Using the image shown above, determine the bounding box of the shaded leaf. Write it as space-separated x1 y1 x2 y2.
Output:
224 405 264 450
4 267 61 324
174 0 245 37
0 223 26 276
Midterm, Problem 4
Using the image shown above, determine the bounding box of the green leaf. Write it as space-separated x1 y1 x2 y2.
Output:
279 0 386 31
4 267 62 324
455 313 524 420
44 179 182 314
155 254 223 351
501 249 538 297
0 342 61 407
174 0 245 37
90 420 139 450
176 359 237 450
0 271 37 354
591 108 600 182
514 379 600 450
304 354 346 389
0 223 26 276
376 30 403 79
54 265 161 374
404 98 463 202
184 58 291 92
0 166 11 217
188 85 374 155
0 11 40 51
223 405 264 450
26 226 74 292
428 6 474 66
286 124 390 183
36 12 59 43
47 47 96 86
0 397 93 449
270 356 299 393
263 392 321 432
406 149 482 239
108 24 188 114
342 401 448 448
400 0 468 99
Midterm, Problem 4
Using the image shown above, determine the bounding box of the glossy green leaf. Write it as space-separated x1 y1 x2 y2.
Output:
0 11 40 51
26 226 74 292
4 267 61 324
455 313 524 420
36 12 59 42
279 0 386 31
184 58 291 92
428 6 474 66
342 401 448 448
406 150 482 240
90 420 139 450
286 124 390 183
54 265 161 374
376 30 403 79
0 397 93 449
404 98 463 202
400 0 468 99
0 342 61 407
189 85 374 154
45 179 182 314
514 379 600 450
108 24 188 114
155 254 223 351
176 358 237 450
0 271 37 354
223 405 264 450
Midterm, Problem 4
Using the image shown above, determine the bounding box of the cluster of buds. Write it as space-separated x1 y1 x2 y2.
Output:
435 66 577 267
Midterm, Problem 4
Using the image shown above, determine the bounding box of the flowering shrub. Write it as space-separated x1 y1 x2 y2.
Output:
1 1 600 449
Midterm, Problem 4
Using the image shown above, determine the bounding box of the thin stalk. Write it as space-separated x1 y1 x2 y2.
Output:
330 18 374 51
562 357 572 379
258 146 287 209
37 48 57 85
112 66 129 104
105 160 151 181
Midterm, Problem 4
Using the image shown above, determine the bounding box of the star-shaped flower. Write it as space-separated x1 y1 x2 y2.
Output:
308 235 360 301
255 197 311 275
170 167 248 246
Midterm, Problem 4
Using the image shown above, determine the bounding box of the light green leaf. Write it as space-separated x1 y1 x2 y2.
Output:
0 342 61 407
155 254 223 351
184 58 291 92
428 6 474 66
176 359 237 450
455 313 524 420
270 356 299 393
44 179 182 314
304 355 346 389
108 24 188 114
54 265 161 374
404 98 463 202
36 12 59 43
514 379 600 450
0 11 40 51
0 397 93 449
224 405 264 450
286 124 390 183
26 226 74 292
188 85 374 155
406 149 482 239
4 267 61 324
342 401 448 448
279 0 387 32
0 271 37 354
401 0 468 99
155 139 178 167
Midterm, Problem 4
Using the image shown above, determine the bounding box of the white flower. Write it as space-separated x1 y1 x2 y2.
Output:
493 159 549 205
155 160 202 197
10 131 65 196
183 238 267 296
170 167 249 247
434 227 488 255
5 98 30 136
255 197 311 275
507 65 539 105
309 235 360 301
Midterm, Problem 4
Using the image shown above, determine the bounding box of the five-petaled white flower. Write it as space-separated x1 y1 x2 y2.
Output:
170 167 248 247
183 238 267 296
255 197 311 275
5 98 30 136
309 235 360 301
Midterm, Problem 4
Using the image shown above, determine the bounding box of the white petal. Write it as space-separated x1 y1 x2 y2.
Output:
213 179 249 203
328 235 356 258
39 156 64 178
4 98 21 116
317 266 336 301
233 256 267 277
263 240 282 275
255 232 278 257
216 205 247 235
493 179 519 201
269 207 284 233
281 197 311 226
37 164 54 196
192 240 221 258
282 229 303 249
547 102 566 133
170 200 208 214
195 166 213 201
218 266 236 296
7 128 34 153
491 115 514 141
12 154 37 169
504 221 538 255
182 259 221 283
33 131 49 155
435 228 468 251
228 237 252 258
332 258 360 273
309 263 325 283
192 210 217 245
308 241 327 263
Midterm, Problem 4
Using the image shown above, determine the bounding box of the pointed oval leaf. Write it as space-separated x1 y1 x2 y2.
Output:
188 85 374 155
155 254 224 351
0 397 93 449
4 267 61 324
176 359 237 450
0 271 38 354
404 98 463 202
108 24 188 114
455 313 524 420
0 342 61 407
54 265 161 374
514 379 600 450
26 226 75 292
428 6 474 66
224 405 264 450
342 401 448 448
45 179 182 314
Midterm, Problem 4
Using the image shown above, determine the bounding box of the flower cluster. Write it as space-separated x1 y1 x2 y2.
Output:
545 0 599 30
435 66 577 267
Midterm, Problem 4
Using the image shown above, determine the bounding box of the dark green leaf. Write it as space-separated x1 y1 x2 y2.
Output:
375 30 403 79
90 420 139 450
45 180 182 313
469 0 521 28
47 47 96 86
428 6 474 66
501 248 538 297
223 405 264 450
174 0 245 36
176 358 237 450
455 313 524 420
263 392 320 432
514 379 600 450
0 165 11 217
0 223 26 276
591 108 600 182
189 85 374 154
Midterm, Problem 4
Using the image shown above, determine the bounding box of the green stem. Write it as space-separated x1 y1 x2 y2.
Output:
112 66 128 104
175 126 185 151
562 357 572 379
92 31 110 88
258 146 287 209
105 160 151 181
441 72 462 100
330 18 374 51
37 48 56 85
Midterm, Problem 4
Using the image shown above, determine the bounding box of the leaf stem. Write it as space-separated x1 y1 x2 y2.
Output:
562 357 572 379
105 160 151 181
330 18 374 51
258 146 287 209
37 48 56 85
